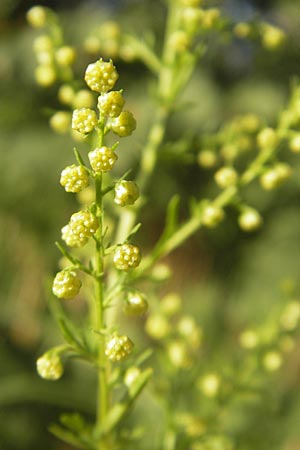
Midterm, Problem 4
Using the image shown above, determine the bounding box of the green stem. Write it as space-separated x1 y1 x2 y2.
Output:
95 175 108 431
123 34 162 74
94 121 110 446
113 0 180 246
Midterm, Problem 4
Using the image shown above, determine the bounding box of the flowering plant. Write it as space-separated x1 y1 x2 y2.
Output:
24 1 300 449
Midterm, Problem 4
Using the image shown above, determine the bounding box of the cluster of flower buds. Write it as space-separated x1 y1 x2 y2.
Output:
238 297 300 376
27 6 76 87
234 20 286 51
145 293 202 369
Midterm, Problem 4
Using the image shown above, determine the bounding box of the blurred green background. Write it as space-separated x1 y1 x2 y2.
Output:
1 0 300 449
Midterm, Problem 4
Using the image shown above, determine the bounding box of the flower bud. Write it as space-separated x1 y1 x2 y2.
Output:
167 340 190 369
123 291 148 316
88 146 118 172
238 208 262 232
261 24 285 50
58 85 75 105
105 334 134 362
73 90 95 109
27 6 47 28
35 65 56 87
202 204 225 228
60 164 89 193
98 91 125 118
55 46 76 66
214 166 238 189
111 110 136 137
36 353 63 380
72 108 98 134
197 373 220 398
85 58 118 93
114 180 139 206
239 329 259 349
124 367 141 387
257 127 278 150
262 351 282 372
52 270 81 299
260 163 291 190
145 314 170 340
113 244 141 271
289 134 300 153
197 150 218 169
50 111 71 134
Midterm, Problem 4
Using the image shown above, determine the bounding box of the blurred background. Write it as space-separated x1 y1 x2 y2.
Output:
1 0 300 449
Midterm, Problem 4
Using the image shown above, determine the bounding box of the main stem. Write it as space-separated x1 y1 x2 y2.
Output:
95 174 109 434
94 121 109 445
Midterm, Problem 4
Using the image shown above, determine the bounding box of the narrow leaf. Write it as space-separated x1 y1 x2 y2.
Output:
100 368 153 435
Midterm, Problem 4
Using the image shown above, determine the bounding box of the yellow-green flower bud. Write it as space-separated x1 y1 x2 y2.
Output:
49 111 71 134
200 8 220 29
260 163 291 190
181 7 203 34
105 334 134 362
239 329 259 349
280 301 300 330
114 180 139 206
60 164 89 193
36 353 64 380
214 166 238 188
98 91 125 118
197 150 218 169
151 263 172 282
61 224 87 247
85 58 118 93
62 211 99 247
111 110 136 137
88 146 118 172
36 51 53 65
202 204 225 228
197 373 220 398
35 65 56 87
26 6 47 28
167 340 190 369
52 270 81 299
84 36 101 54
177 316 202 348
238 208 262 232
262 351 282 372
239 114 260 133
73 90 95 109
160 293 181 316
234 22 251 39
124 366 141 387
113 244 141 271
261 24 285 50
55 46 76 66
72 108 98 134
145 314 170 340
169 31 190 52
289 134 300 153
123 291 148 316
279 336 295 353
257 127 278 150
33 35 52 53
70 210 98 237
58 85 75 105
